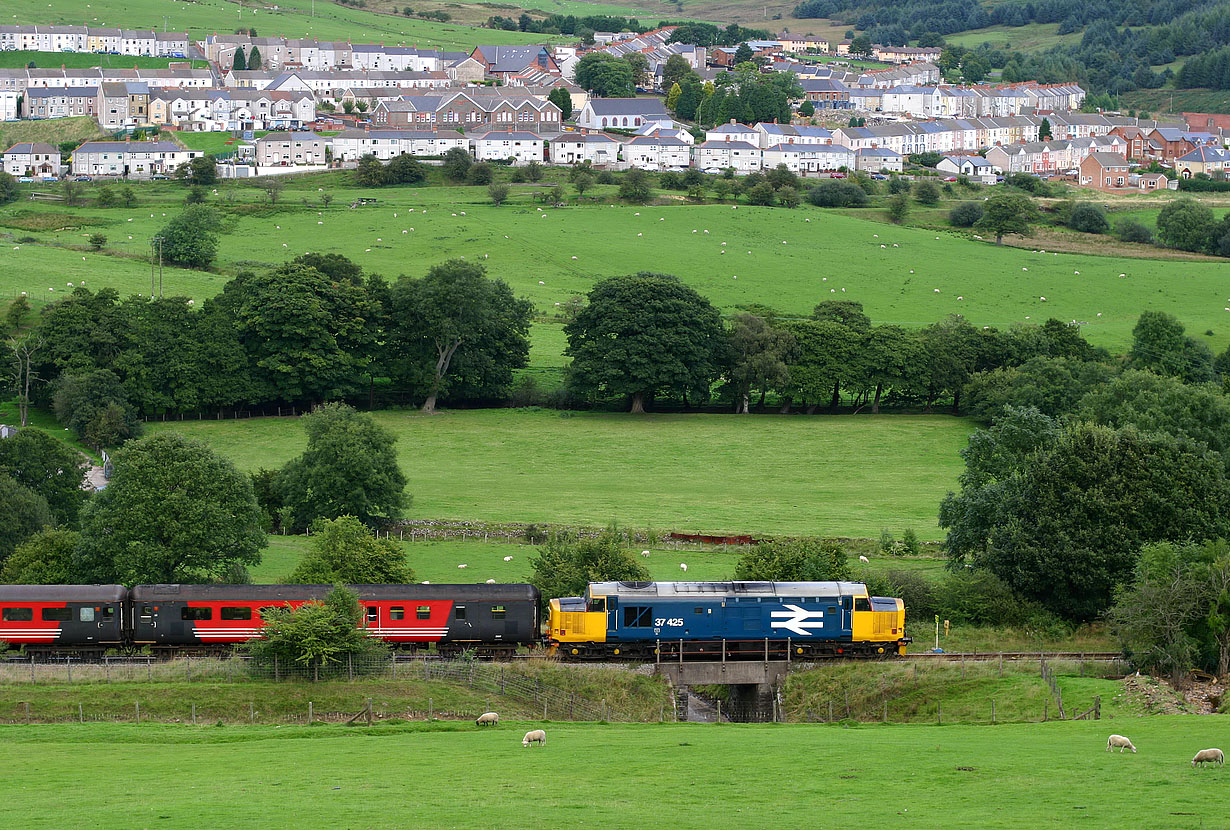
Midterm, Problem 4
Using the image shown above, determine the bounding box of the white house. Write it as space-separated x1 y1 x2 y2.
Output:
71 140 199 178
755 122 833 148
253 132 329 166
694 140 761 173
937 154 996 182
470 131 544 165
2 142 61 177
761 142 852 174
0 90 18 121
549 133 620 166
623 134 691 170
575 97 672 130
855 147 902 172
332 129 468 161
704 121 760 145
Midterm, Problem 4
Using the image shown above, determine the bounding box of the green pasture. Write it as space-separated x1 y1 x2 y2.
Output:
0 115 104 153
945 23 1081 52
148 409 974 538
1 718 1226 828
0 51 206 69
174 131 265 156
6 176 1230 356
0 0 556 49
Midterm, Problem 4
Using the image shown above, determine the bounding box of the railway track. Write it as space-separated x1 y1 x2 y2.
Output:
901 651 1121 661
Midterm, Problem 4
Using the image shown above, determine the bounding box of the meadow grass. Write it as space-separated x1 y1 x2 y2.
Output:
0 0 560 48
0 115 105 153
149 408 973 538
0 717 1225 828
5 176 1228 356
0 51 207 69
945 23 1082 51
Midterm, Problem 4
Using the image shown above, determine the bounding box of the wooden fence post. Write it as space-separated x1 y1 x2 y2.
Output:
1094 696 1101 720
308 701 313 723
79 703 84 723
991 699 995 724
135 701 140 723
249 702 255 723
192 703 196 725
937 701 941 725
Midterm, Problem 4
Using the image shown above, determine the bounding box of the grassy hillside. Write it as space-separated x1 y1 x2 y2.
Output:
0 718 1224 828
0 51 207 69
0 0 558 50
944 23 1081 51
4 175 1230 359
1121 87 1230 117
0 116 105 153
148 409 974 538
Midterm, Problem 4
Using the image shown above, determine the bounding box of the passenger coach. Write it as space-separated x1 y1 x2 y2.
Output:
0 585 128 652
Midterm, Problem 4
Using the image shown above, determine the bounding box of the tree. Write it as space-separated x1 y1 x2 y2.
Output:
466 161 494 185
0 474 51 567
355 154 388 187
247 586 387 680
949 201 983 227
289 516 414 583
488 182 510 205
734 43 754 64
1067 202 1109 234
390 259 533 414
548 86 573 120
0 172 18 205
975 191 1038 244
662 54 694 90
572 171 594 198
618 168 652 203
51 369 141 449
745 181 776 206
798 99 815 117
74 433 266 585
735 538 849 581
727 314 794 413
275 404 407 531
261 177 285 204
528 528 649 609
886 192 910 223
565 273 727 413
623 52 650 89
913 180 940 205
442 147 472 181
386 153 425 185
806 181 866 207
1039 118 1052 140
0 529 78 584
574 52 635 97
1127 311 1213 384
766 164 798 191
247 45 262 70
231 48 246 72
1076 370 1230 455
0 428 87 526
6 294 30 329
186 155 217 186
1157 199 1216 253
850 35 872 55
158 205 220 268
8 332 39 428
666 82 682 113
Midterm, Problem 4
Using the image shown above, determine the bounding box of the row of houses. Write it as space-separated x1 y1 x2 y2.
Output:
0 67 213 93
0 26 189 57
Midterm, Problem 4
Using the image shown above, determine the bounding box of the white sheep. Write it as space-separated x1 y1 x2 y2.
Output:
640 550 651 558
858 555 869 563
1107 735 1137 753
523 729 547 747
504 556 513 562
486 579 496 584
1192 748 1224 767
476 712 499 726
679 563 688 572
458 564 468 569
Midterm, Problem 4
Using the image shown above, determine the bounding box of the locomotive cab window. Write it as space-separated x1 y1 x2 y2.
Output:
221 607 252 621
828 607 837 615
42 607 72 621
491 605 506 620
390 607 405 620
623 606 652 627
2 608 33 622
181 607 212 621
455 605 466 620
416 606 431 620
854 597 871 612
80 607 95 622
586 597 606 612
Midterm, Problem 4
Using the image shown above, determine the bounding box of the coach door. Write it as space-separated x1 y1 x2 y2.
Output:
364 604 379 637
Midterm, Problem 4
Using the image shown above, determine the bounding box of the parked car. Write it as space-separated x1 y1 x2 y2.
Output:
942 176 958 181
40 176 57 182
830 172 846 178
17 176 33 183
871 173 888 180
73 175 92 182
149 174 169 180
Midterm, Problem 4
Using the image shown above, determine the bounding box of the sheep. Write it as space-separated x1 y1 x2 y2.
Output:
504 556 513 562
1106 735 1137 753
640 550 651 558
679 563 688 572
476 712 499 727
523 729 547 747
858 555 869 563
457 564 468 569
1192 748 1223 767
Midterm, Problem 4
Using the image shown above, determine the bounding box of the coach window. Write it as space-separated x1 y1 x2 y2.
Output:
491 605 506 620
42 607 72 621
221 607 252 621
390 607 405 620
415 606 431 620
101 606 114 620
80 607 95 622
455 605 466 620
181 607 212 621
2 608 33 622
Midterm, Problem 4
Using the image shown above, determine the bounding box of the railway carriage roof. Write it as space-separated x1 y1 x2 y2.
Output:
130 584 539 602
0 585 128 602
587 581 868 599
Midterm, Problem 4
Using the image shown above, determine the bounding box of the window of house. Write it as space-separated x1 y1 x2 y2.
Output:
181 606 212 620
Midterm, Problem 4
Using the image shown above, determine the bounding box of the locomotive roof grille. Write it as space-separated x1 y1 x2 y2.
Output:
589 581 869 599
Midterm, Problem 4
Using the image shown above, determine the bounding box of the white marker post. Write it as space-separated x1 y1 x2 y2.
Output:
934 614 940 651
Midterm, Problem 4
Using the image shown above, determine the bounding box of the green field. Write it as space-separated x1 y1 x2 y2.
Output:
148 409 973 538
0 0 558 49
945 23 1082 51
0 115 105 156
0 51 207 69
0 718 1225 828
1121 87 1230 117
5 175 1230 358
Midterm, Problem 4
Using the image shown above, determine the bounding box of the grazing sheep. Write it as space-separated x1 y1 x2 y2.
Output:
523 729 547 747
1107 735 1137 753
476 712 499 726
504 556 514 562
640 550 651 558
486 579 496 584
858 555 869 563
680 563 688 572
1192 748 1224 767
458 564 468 569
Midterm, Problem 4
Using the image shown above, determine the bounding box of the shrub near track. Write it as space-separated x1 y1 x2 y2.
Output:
0 719 1224 828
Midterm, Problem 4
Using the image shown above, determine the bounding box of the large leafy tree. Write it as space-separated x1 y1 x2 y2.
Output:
51 369 141 449
781 319 864 413
246 586 387 680
0 474 51 567
275 403 407 531
216 261 378 404
1156 199 1216 253
947 420 1230 621
574 52 635 97
735 538 849 581
74 433 266 585
157 205 221 269
528 528 649 610
975 192 1038 244
1127 310 1213 384
727 314 794 413
1 529 78 584
1075 370 1230 453
662 54 696 89
389 259 533 413
288 516 414 584
565 273 727 413
0 428 87 526
547 86 573 120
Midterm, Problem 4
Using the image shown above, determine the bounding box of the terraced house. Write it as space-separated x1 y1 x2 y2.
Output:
253 132 328 166
70 140 199 178
370 91 561 132
331 128 468 161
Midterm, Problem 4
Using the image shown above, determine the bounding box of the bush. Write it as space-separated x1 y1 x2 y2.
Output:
596 170 615 185
735 538 849 581
949 201 983 227
806 181 867 208
777 186 799 208
0 172 17 205
913 180 941 205
1066 202 1109 234
658 171 683 190
886 192 910 223
888 177 910 194
88 233 106 250
744 181 776 206
1115 218 1154 244
488 182 510 205
466 162 494 185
